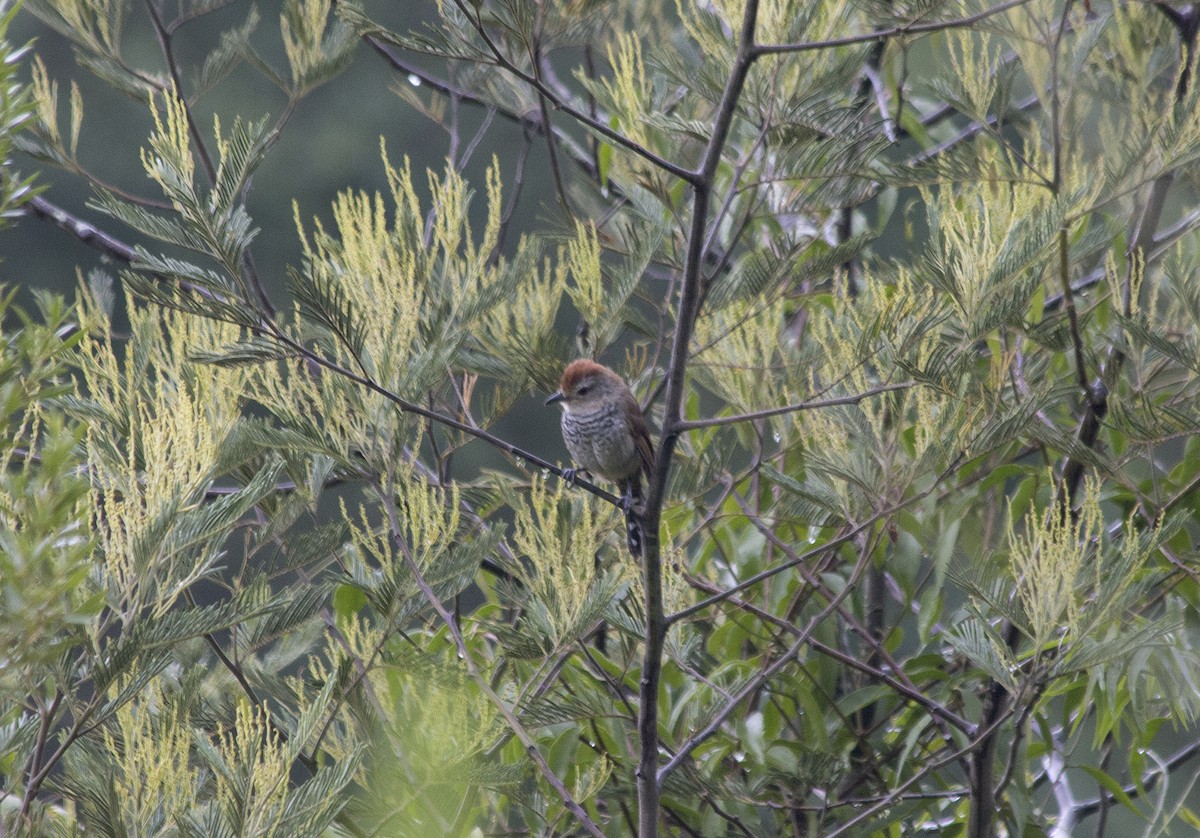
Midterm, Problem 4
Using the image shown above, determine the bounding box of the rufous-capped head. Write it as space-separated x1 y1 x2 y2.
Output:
545 359 627 409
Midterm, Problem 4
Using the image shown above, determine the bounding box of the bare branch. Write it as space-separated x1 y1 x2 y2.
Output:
637 2 763 830
676 381 915 431
753 0 1033 57
449 0 698 185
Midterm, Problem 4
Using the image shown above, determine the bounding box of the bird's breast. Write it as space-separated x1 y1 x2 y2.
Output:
561 403 640 482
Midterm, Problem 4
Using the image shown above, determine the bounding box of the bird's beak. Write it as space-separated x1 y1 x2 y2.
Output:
545 391 565 406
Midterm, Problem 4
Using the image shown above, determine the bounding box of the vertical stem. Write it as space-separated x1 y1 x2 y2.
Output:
20 691 62 818
1059 3 1196 504
637 526 666 837
638 3 760 835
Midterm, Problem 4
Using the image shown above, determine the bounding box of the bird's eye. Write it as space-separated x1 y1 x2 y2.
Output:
576 385 591 395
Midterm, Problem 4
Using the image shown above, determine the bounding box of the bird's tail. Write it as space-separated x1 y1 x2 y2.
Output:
625 477 644 558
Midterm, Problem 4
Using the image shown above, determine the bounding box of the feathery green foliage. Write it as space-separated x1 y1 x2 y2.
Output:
8 0 1200 835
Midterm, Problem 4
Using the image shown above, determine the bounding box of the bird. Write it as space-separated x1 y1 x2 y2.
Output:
545 359 655 557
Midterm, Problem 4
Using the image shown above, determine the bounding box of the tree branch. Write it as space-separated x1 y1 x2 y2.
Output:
752 0 1032 57
1074 737 1200 819
450 0 698 185
676 381 914 431
377 484 607 838
142 0 275 315
637 0 763 830
668 452 963 624
683 573 975 735
1058 5 1197 506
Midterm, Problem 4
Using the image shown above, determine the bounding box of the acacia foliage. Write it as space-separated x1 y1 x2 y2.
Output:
5 0 1200 835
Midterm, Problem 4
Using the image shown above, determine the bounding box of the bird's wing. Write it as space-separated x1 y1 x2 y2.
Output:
626 395 655 480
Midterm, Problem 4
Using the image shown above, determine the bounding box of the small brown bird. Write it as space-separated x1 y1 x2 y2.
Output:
546 359 654 556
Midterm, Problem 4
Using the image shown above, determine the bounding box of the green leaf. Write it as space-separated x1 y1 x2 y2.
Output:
190 337 295 367
1079 765 1142 813
333 583 367 620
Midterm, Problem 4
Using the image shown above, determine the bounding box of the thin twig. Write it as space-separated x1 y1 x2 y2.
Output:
669 453 963 624
378 482 607 838
450 0 698 185
260 324 623 507
658 529 879 784
1058 3 1196 505
1074 737 1200 818
676 381 914 431
753 0 1032 56
489 128 532 266
143 0 275 315
907 94 1041 167
683 572 975 735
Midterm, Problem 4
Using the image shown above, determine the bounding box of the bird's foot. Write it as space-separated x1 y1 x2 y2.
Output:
562 467 588 486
